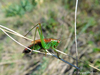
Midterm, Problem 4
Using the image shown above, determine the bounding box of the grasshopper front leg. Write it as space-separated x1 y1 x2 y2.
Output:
52 46 60 58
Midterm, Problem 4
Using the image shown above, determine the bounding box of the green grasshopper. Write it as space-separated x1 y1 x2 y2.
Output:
22 23 80 70
23 23 60 57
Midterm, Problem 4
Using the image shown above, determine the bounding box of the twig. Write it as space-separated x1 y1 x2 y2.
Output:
52 54 80 70
46 50 80 70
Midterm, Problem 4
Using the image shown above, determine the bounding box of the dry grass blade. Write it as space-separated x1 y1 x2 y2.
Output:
0 26 52 55
0 24 72 57
0 25 71 57
0 25 32 41
75 0 79 74
75 0 79 62
0 24 80 69
89 64 100 71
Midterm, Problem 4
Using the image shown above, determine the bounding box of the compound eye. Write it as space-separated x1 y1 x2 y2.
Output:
57 40 60 43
